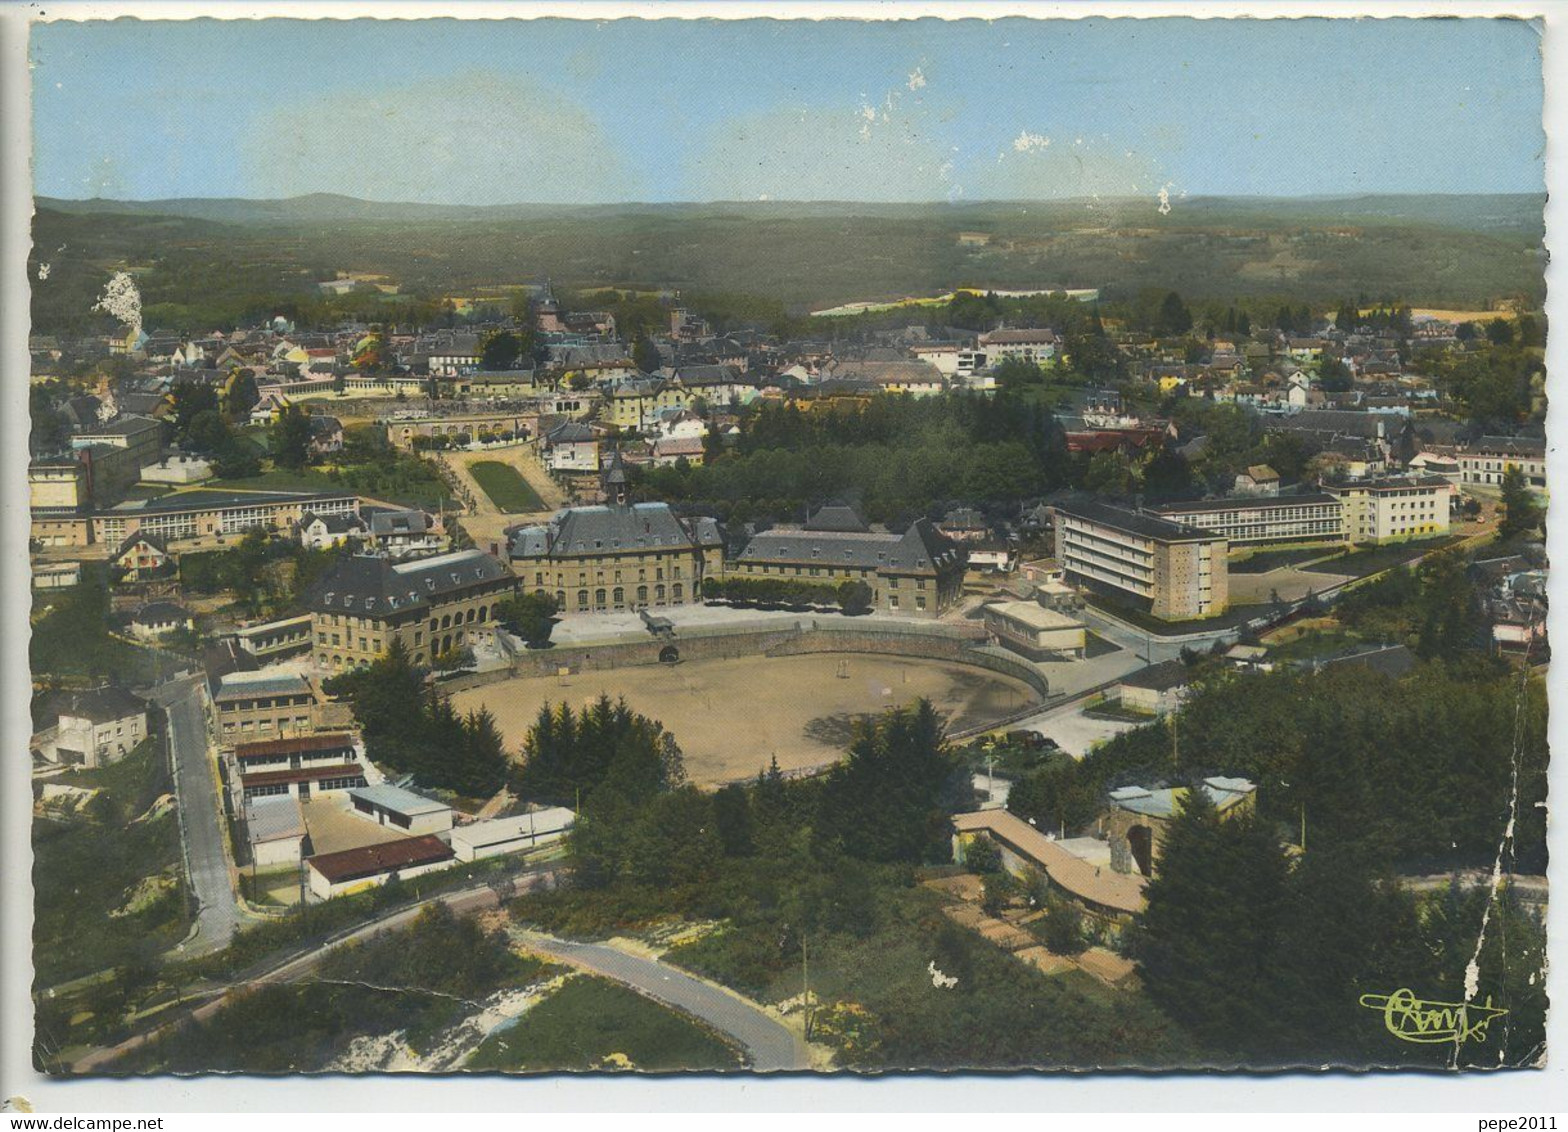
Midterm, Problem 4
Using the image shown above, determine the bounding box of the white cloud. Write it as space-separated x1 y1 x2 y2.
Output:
246 71 637 204
1013 130 1051 153
906 67 927 92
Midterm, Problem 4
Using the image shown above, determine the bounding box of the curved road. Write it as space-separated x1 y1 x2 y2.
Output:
514 931 809 1072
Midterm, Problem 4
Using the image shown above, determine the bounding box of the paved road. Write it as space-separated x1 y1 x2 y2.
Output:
151 675 243 954
70 870 559 1073
515 931 808 1071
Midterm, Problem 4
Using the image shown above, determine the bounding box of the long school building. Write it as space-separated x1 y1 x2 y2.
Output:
1145 493 1345 547
1050 500 1228 621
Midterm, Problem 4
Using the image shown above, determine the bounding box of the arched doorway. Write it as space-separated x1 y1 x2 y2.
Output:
1128 825 1155 878
659 645 680 664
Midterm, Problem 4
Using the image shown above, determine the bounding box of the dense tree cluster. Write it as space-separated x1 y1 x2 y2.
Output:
324 640 509 798
1132 793 1545 1067
636 392 1069 524
701 575 872 613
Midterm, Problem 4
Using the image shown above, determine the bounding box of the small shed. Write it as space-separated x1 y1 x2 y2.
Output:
347 783 453 839
246 797 307 868
451 807 576 862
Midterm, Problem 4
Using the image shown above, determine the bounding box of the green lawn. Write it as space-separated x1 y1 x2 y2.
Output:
1229 545 1338 574
1083 594 1267 637
469 460 546 513
467 975 743 1072
1302 536 1464 579
208 456 452 510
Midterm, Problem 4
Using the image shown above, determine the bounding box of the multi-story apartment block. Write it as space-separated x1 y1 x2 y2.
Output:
92 489 359 548
1145 494 1345 547
1051 500 1228 621
1324 476 1453 545
304 547 518 671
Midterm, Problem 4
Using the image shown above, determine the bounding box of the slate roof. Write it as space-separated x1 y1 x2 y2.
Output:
509 503 720 560
304 549 511 616
803 503 870 533
735 517 957 576
54 685 147 725
1466 435 1547 458
301 510 366 534
132 601 190 625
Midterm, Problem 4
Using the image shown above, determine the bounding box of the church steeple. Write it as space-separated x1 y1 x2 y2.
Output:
601 448 630 507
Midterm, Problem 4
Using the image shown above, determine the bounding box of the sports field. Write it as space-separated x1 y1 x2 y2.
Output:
449 653 1041 786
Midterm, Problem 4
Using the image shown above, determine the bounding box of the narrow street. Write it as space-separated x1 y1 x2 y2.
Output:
147 675 245 955
511 930 810 1072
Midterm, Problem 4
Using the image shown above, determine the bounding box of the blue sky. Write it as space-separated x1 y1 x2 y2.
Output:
31 16 1544 204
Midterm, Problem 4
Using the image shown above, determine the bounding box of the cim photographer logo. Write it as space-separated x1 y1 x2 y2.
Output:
1359 988 1509 1044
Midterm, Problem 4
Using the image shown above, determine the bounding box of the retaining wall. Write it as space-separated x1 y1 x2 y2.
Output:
439 617 1049 710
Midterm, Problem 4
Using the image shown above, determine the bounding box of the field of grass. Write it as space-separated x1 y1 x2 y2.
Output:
1083 594 1268 638
32 739 193 987
208 453 452 509
467 975 743 1072
1229 546 1338 574
469 460 546 513
1302 536 1464 579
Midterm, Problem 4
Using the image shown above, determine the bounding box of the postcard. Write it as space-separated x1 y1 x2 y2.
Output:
17 9 1550 1082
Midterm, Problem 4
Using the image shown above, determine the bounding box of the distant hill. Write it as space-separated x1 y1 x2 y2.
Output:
35 192 1547 235
29 193 1546 336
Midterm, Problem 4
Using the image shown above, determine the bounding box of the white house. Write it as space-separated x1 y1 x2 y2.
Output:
347 783 454 839
31 686 149 769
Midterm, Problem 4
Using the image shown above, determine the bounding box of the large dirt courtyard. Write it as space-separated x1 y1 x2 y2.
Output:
450 652 1041 786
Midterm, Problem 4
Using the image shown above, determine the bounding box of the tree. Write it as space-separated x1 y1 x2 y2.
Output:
1154 291 1193 337
819 699 962 864
479 330 523 371
1497 464 1541 541
1129 792 1292 1054
836 579 873 616
169 380 220 445
1485 317 1516 347
1317 355 1354 393
633 334 661 374
1041 897 1087 956
496 591 559 648
271 404 314 470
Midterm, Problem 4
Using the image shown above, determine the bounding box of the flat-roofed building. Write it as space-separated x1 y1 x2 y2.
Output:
1050 500 1228 621
31 561 82 590
1458 435 1547 493
451 807 576 861
306 834 456 901
213 671 321 746
1102 777 1257 877
982 601 1086 660
347 784 453 839
304 547 517 670
1325 476 1453 545
1146 493 1345 547
92 489 358 547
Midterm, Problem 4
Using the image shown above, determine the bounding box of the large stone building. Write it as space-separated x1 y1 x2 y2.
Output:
506 467 722 614
728 504 967 618
1458 435 1547 493
304 547 518 670
1050 499 1228 621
